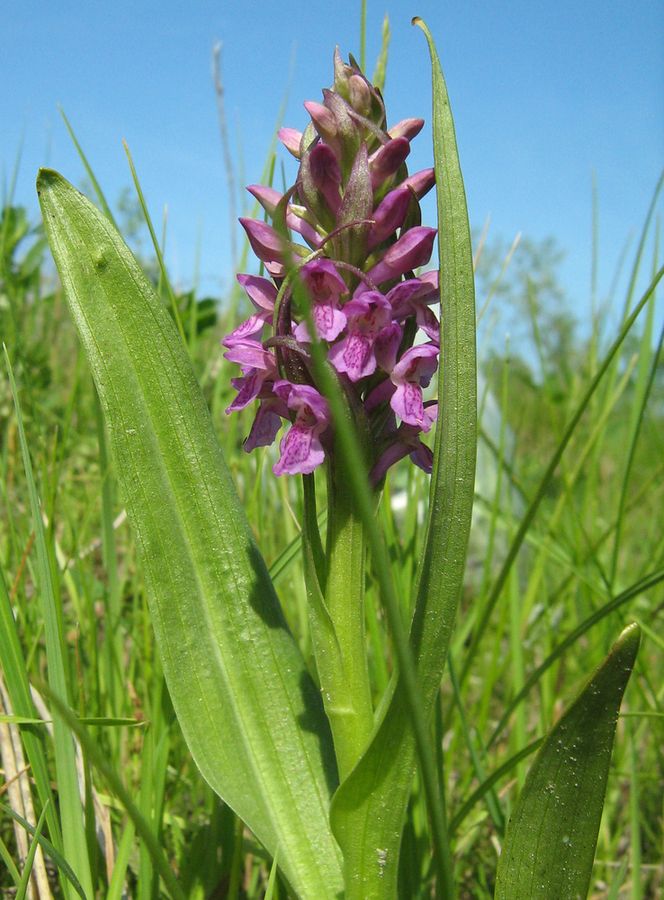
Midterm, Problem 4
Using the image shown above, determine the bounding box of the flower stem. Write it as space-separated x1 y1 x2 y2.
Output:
323 455 374 781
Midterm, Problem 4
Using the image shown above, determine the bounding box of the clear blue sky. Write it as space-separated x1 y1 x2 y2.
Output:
3 1 663 336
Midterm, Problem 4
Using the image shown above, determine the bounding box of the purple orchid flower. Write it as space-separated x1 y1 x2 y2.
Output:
272 381 331 476
328 291 395 382
246 185 322 249
293 259 348 342
389 344 439 432
278 127 304 158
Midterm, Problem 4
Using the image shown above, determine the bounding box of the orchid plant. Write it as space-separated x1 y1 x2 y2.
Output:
31 17 646 900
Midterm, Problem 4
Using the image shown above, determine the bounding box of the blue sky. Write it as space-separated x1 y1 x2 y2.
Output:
3 1 663 338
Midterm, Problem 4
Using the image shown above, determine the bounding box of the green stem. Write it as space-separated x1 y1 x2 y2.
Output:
323 455 374 781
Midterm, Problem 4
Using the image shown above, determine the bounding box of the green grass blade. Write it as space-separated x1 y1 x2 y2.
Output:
331 19 477 897
495 623 641 899
448 737 544 836
461 263 664 684
488 567 664 748
371 15 391 92
0 803 87 900
58 107 117 227
36 168 343 899
15 800 49 900
122 141 186 342
4 348 94 898
358 0 367 71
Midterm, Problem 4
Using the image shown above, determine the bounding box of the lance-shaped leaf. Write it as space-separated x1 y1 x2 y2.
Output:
37 169 343 899
331 19 477 899
495 623 641 899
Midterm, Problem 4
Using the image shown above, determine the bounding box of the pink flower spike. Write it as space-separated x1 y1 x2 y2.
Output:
374 321 403 372
386 276 437 319
246 184 282 216
292 259 348 342
287 212 323 248
370 422 435 484
239 217 285 265
366 226 437 285
223 314 265 346
273 425 326 476
410 440 434 473
416 305 440 343
300 258 347 300
278 127 304 158
223 338 276 372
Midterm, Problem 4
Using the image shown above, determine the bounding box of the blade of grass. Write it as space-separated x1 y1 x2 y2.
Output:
610 318 663 588
58 107 117 227
0 802 87 900
15 800 49 900
0 562 63 860
448 737 544 836
487 567 664 748
359 0 367 71
122 141 185 342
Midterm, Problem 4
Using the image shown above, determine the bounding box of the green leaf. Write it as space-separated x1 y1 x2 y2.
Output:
495 623 641 900
331 18 477 898
37 168 342 899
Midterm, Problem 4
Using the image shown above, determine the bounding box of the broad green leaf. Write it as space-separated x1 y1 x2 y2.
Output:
331 19 477 898
495 623 641 900
37 169 342 899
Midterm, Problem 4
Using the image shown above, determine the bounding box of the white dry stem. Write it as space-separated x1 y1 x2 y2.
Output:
30 688 117 885
0 674 52 898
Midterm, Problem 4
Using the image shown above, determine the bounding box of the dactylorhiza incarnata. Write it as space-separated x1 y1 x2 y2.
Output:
223 49 440 484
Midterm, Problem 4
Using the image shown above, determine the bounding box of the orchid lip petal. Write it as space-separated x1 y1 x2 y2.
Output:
273 425 326 476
